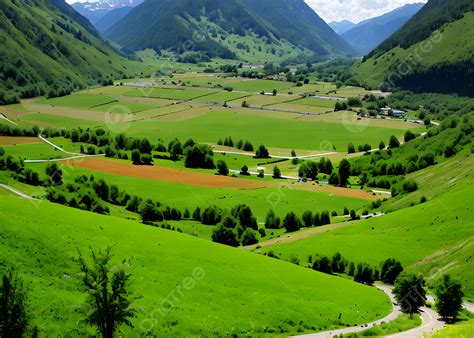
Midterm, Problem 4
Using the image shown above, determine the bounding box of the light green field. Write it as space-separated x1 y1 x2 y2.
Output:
430 317 474 338
0 196 391 336
91 101 158 114
227 79 295 92
27 161 368 220
2 142 69 161
42 93 117 109
126 111 406 151
123 87 214 100
292 97 341 109
197 91 252 102
264 155 474 299
16 112 98 129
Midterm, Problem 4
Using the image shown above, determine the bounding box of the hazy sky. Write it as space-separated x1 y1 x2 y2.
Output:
66 0 427 24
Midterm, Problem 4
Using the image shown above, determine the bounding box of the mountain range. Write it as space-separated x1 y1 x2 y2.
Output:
0 0 147 103
340 3 424 55
105 0 354 59
351 0 474 96
71 0 143 24
329 20 356 35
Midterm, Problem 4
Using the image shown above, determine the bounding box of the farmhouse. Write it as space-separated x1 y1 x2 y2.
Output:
381 107 407 118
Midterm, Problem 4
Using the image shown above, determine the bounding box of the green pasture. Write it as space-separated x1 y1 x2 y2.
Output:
91 101 158 114
264 172 474 299
0 196 391 336
42 93 117 109
16 112 98 129
27 161 369 220
292 97 340 109
123 87 214 100
227 79 295 92
197 91 252 102
126 111 407 151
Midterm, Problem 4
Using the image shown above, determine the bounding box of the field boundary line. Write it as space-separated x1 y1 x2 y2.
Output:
0 183 36 200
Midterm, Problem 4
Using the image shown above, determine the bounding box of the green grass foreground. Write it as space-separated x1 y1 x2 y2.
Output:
0 195 391 336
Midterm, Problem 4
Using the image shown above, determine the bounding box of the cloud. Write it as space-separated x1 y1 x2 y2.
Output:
304 0 427 23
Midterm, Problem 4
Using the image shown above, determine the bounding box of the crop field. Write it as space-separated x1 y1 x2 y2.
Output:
0 196 391 336
91 101 159 114
26 159 370 220
125 111 406 150
229 94 299 106
0 136 41 146
123 87 215 100
195 91 252 102
42 93 117 109
2 142 68 161
292 97 342 109
227 79 295 92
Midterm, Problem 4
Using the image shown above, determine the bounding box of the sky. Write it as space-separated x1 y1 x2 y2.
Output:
66 0 427 24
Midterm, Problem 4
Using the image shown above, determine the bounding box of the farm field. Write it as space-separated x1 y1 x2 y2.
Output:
26 158 371 220
226 79 295 92
41 93 117 109
125 111 407 150
0 195 391 336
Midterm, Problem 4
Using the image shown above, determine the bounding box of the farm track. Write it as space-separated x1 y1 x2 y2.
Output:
0 184 36 200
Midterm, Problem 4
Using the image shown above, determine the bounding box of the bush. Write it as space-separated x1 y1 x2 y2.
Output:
272 165 281 179
283 212 301 232
255 145 270 159
241 228 259 246
264 209 281 229
211 225 239 247
217 159 229 176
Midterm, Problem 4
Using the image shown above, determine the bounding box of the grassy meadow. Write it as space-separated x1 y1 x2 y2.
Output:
0 195 391 336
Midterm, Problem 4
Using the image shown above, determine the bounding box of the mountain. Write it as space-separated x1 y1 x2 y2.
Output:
106 0 354 59
350 0 474 96
329 20 356 35
71 0 143 24
341 3 424 55
0 0 147 104
241 0 354 56
95 6 134 32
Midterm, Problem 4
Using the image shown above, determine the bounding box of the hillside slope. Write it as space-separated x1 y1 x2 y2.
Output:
265 153 474 300
351 0 474 96
341 3 424 55
329 20 356 35
241 0 354 56
0 195 390 335
106 0 354 59
0 0 147 104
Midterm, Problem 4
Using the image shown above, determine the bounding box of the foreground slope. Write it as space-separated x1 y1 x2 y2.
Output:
0 0 147 103
0 195 390 335
351 0 474 95
265 153 474 300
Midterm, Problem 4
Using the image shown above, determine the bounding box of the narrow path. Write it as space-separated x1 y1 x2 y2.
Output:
0 113 18 126
38 135 80 155
25 154 105 163
244 222 355 250
294 285 401 338
0 184 36 200
385 307 444 338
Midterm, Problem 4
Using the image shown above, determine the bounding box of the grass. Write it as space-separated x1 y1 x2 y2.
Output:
2 142 69 161
292 97 341 109
27 160 368 220
123 88 214 100
42 94 117 109
342 314 421 337
0 196 391 336
126 111 407 151
430 317 474 338
227 79 295 92
91 101 158 114
197 91 252 102
263 155 474 299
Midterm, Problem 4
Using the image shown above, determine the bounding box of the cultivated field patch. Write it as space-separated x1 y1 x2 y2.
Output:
0 136 41 146
65 157 269 190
